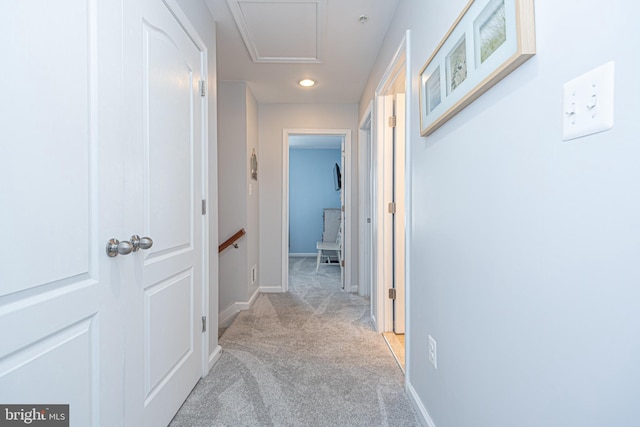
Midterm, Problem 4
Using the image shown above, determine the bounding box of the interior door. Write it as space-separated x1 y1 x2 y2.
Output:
340 139 346 289
0 1 126 425
123 1 205 425
392 93 406 334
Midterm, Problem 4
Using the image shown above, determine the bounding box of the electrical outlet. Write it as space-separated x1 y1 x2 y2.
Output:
428 334 437 369
251 265 257 284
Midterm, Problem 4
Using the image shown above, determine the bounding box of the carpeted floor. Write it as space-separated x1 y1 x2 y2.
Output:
170 257 420 426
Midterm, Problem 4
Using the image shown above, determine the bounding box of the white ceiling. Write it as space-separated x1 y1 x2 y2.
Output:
205 0 400 104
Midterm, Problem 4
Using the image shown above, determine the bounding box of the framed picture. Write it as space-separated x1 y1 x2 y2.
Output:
250 148 257 181
419 0 536 136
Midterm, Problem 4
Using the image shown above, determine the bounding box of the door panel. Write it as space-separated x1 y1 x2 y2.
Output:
0 0 92 295
0 1 125 426
145 270 194 397
393 93 406 334
0 317 96 423
125 1 204 425
145 21 195 254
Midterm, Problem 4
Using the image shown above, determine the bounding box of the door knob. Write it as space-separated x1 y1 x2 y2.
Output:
106 235 153 257
131 235 153 251
106 238 134 257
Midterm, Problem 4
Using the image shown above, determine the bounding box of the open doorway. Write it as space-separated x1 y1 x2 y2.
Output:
371 32 409 373
288 135 343 289
281 129 352 293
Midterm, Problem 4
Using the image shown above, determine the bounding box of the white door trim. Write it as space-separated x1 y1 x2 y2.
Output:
373 32 410 334
358 101 373 299
282 128 352 293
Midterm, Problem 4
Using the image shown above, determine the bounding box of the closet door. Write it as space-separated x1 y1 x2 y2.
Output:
0 1 127 425
122 1 206 425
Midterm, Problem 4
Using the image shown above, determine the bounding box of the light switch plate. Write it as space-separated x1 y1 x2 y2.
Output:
428 334 437 370
562 61 614 141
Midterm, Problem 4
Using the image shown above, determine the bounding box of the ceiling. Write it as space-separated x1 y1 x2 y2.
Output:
205 0 400 104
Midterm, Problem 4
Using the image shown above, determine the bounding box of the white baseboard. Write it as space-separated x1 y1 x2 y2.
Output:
218 288 262 328
288 253 317 257
237 287 260 310
260 285 283 293
406 380 436 427
207 345 222 372
218 304 239 328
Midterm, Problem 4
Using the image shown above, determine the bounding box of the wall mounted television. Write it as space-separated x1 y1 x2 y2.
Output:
333 163 342 191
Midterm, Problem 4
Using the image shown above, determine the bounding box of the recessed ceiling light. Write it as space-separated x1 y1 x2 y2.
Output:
359 15 369 24
298 79 316 87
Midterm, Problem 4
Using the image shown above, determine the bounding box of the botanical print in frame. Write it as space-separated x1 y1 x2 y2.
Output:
425 66 442 114
418 0 536 137
250 148 257 181
447 36 468 95
477 0 507 64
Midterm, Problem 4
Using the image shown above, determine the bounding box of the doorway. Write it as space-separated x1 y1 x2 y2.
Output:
282 129 352 293
371 32 409 372
288 134 343 272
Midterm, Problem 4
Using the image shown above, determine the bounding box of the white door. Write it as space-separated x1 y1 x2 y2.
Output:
392 94 406 334
0 1 126 425
340 139 346 289
123 1 205 426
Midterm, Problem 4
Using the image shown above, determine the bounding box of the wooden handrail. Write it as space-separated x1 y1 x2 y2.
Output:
218 228 246 253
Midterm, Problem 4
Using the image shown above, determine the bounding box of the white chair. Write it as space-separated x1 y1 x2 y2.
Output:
316 221 342 273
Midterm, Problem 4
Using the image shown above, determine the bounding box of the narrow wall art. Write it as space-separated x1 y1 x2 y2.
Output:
419 0 536 136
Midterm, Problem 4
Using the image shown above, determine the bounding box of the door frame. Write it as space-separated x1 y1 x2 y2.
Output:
358 102 373 299
372 32 410 334
282 128 352 292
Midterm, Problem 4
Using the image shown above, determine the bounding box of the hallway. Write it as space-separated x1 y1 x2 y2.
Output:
170 257 419 426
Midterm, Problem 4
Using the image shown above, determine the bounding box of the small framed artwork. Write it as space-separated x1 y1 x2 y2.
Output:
419 0 536 136
250 148 257 181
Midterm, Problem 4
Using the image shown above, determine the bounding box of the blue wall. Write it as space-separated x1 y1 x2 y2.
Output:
289 149 341 254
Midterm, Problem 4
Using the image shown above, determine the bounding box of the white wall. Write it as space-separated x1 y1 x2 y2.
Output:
259 104 359 288
217 81 260 322
175 0 220 368
246 86 260 298
361 0 640 426
218 82 249 311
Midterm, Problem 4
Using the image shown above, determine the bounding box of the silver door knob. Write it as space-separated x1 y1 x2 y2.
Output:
106 238 134 257
131 235 153 251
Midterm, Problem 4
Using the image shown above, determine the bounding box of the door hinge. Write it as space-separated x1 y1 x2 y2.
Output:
388 202 396 214
388 115 396 128
388 288 396 300
202 200 207 215
367 218 371 223
199 80 207 97
202 316 207 332
341 260 345 267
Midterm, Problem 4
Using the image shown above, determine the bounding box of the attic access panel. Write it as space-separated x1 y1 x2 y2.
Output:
227 0 326 63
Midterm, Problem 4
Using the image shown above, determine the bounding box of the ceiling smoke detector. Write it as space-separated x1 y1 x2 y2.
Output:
359 15 369 24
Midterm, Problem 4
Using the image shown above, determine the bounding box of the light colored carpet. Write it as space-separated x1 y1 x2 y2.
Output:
170 257 420 426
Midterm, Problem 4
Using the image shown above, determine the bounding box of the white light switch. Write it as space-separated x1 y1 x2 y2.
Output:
428 334 437 370
562 61 614 141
